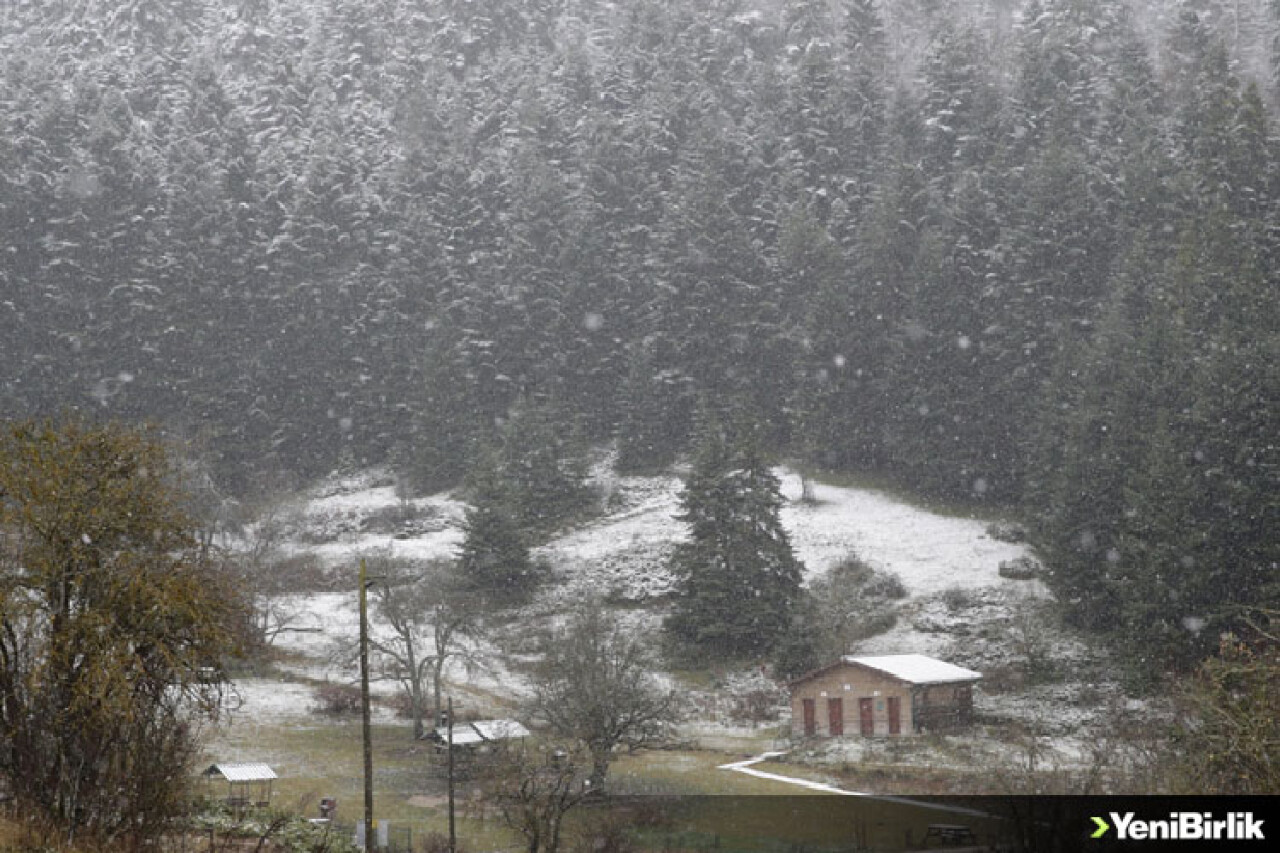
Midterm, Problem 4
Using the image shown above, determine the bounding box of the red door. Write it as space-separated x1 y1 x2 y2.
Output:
827 698 844 736
858 698 874 736
887 696 901 735
802 699 816 736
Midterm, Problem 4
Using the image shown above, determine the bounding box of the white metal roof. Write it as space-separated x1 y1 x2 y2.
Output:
434 719 530 746
205 763 277 782
843 654 981 685
471 719 530 740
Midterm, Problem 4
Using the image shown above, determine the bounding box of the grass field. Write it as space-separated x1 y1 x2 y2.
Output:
201 709 1005 852
201 709 829 850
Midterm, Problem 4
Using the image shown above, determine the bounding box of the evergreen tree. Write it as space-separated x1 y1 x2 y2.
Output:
408 324 490 492
614 344 694 475
664 410 804 660
497 395 595 537
457 447 537 604
779 210 849 471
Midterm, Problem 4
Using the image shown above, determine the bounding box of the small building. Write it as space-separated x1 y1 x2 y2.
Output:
431 718 530 750
202 763 277 808
427 719 531 780
788 654 981 738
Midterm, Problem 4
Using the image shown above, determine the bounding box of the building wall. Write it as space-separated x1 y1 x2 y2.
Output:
788 664 915 737
914 683 975 732
789 663 978 738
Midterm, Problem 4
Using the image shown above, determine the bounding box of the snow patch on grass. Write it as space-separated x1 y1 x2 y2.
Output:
226 677 400 726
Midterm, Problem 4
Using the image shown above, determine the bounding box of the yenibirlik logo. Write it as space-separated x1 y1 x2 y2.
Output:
1091 812 1265 842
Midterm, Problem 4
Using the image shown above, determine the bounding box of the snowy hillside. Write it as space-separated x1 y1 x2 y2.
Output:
228 462 1150 774
264 463 1038 605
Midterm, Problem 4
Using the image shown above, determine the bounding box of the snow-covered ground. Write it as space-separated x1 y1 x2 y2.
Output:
225 461 1154 777
278 473 467 566
225 677 401 726
260 463 1037 604
777 473 1036 595
533 467 1040 608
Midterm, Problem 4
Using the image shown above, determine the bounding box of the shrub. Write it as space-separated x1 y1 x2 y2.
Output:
728 688 785 724
986 520 1028 543
311 684 362 717
266 552 332 592
796 554 911 664
857 605 898 638
864 570 907 600
568 816 642 853
1011 604 1059 684
941 586 973 612
418 831 469 853
827 555 874 586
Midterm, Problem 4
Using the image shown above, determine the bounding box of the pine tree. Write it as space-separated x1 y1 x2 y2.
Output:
664 410 804 660
457 447 537 604
408 325 489 492
497 395 594 537
614 344 693 475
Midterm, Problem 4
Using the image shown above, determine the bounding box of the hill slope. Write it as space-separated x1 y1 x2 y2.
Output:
227 463 1155 779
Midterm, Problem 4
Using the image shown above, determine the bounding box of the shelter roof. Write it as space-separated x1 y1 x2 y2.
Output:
204 763 278 782
842 654 981 685
434 718 530 746
789 654 981 688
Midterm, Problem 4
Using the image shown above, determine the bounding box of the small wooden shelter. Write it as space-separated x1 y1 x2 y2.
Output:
430 718 530 750
788 654 981 738
203 763 277 808
427 719 531 780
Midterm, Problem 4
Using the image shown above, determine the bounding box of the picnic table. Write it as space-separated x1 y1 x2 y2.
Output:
923 823 977 847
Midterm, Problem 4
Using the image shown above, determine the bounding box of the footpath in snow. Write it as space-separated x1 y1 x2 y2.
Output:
719 751 862 796
718 752 1001 822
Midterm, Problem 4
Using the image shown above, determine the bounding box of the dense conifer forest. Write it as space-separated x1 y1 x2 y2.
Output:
2 0 1277 668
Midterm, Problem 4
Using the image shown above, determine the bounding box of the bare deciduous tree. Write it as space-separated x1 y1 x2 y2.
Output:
530 602 677 788
480 742 592 853
367 555 484 739
225 500 323 653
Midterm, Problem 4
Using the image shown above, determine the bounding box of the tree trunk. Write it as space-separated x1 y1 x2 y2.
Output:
548 812 563 853
410 683 424 740
588 749 610 791
405 641 424 740
433 659 446 731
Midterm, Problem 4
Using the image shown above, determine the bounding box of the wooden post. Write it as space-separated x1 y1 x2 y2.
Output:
359 558 374 851
447 695 456 853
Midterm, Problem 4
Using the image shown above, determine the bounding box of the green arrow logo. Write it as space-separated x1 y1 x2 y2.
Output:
1091 816 1111 839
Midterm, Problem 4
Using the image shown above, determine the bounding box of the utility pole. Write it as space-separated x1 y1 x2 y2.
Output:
359 558 374 851
447 695 456 853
